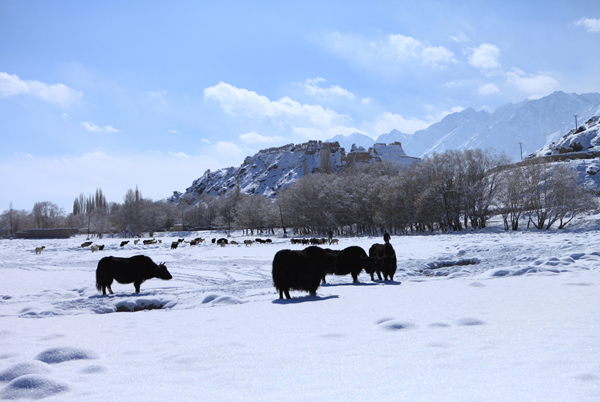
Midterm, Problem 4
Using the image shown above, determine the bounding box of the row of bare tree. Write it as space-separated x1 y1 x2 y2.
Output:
1 149 597 238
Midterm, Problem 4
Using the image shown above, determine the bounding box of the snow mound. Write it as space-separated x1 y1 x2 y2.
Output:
0 375 69 400
114 297 177 312
201 293 243 306
34 347 99 364
0 362 52 383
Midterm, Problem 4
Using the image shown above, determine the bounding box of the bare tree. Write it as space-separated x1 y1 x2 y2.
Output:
32 201 65 229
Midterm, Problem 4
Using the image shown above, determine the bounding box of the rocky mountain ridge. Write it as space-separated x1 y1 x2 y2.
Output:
170 141 419 203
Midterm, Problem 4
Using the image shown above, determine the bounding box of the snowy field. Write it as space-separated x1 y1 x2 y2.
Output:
1 217 600 401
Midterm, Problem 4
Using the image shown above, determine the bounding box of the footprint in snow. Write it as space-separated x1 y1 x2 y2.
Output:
379 320 416 331
454 317 486 326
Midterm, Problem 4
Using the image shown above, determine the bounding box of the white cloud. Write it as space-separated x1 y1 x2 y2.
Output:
14 151 33 159
387 34 422 60
371 112 430 135
169 129 179 134
421 46 456 68
322 32 456 74
424 106 465 123
203 82 350 128
477 83 501 96
239 132 287 144
444 81 463 88
62 113 69 119
81 122 119 133
361 97 372 105
303 78 355 100
0 72 82 107
506 69 559 99
468 44 501 70
168 152 189 158
575 17 600 33
201 138 211 144
449 32 469 43
387 34 456 67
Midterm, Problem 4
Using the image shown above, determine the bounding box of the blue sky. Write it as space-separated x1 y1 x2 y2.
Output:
1 0 599 212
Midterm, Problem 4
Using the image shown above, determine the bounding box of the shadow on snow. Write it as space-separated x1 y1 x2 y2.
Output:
272 295 339 304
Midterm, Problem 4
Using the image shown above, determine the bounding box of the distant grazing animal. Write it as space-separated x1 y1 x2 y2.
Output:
212 238 216 244
190 240 197 246
35 246 45 254
193 237 204 243
91 245 99 252
369 242 397 281
158 240 162 243
272 246 337 299
330 239 339 245
230 240 239 245
171 241 179 250
265 239 272 243
220 241 226 247
134 239 140 245
143 239 157 245
120 241 129 247
217 238 228 245
322 246 374 284
244 240 253 246
98 245 105 250
95 255 172 295
81 241 93 248
255 238 266 244
177 238 185 243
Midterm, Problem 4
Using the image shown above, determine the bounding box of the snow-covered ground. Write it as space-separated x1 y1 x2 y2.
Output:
1 217 600 401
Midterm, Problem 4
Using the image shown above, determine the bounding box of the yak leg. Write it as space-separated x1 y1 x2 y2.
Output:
351 273 359 282
106 286 114 295
134 281 142 293
284 289 291 299
377 271 383 281
279 290 284 299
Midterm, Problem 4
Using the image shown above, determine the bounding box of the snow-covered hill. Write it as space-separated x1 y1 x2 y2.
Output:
171 141 419 203
330 91 600 161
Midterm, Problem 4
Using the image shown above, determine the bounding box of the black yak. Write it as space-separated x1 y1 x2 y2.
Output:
95 255 172 295
369 242 397 281
171 241 179 249
322 246 375 284
216 238 228 245
272 246 337 299
81 241 92 248
120 241 129 247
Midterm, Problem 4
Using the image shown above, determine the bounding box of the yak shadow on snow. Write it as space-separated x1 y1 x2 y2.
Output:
320 281 380 288
370 279 402 286
272 295 339 304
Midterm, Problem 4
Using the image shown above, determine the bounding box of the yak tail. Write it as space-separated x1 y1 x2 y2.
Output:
95 281 102 293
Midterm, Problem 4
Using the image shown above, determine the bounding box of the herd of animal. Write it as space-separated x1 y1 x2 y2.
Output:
32 232 397 300
272 238 397 299
89 233 397 300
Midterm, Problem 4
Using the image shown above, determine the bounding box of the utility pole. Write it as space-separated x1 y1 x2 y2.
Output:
518 142 523 161
574 115 579 130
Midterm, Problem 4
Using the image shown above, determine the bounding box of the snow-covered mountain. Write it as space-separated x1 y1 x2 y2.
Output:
329 91 600 161
171 141 420 203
